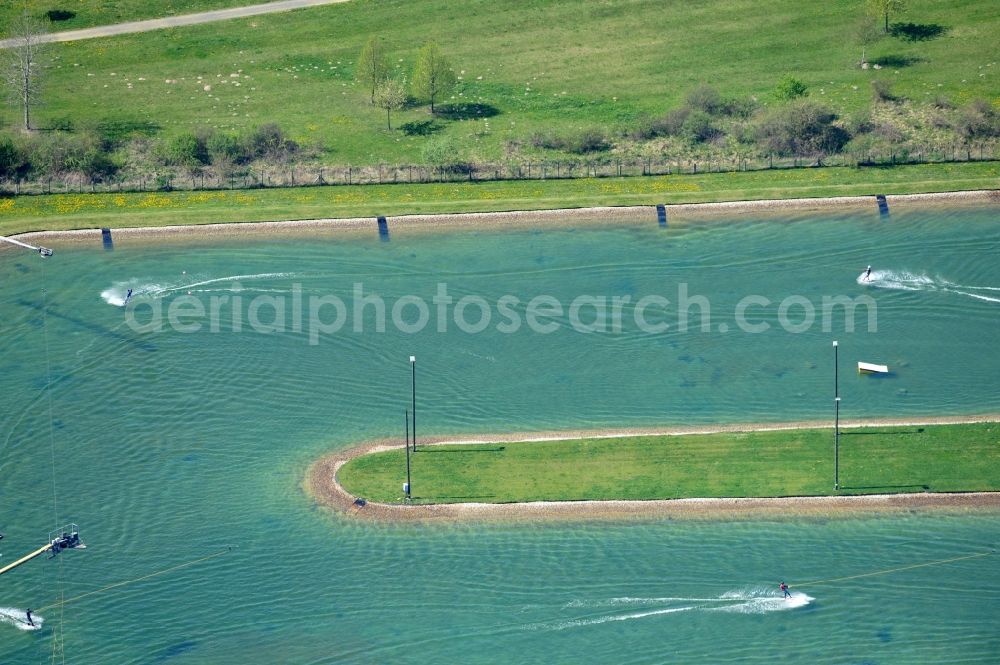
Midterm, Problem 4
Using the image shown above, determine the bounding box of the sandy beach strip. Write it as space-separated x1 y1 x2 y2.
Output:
305 415 1000 523
10 189 999 248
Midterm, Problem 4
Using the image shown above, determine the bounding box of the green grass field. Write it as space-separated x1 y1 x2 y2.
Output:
3 0 997 165
0 0 251 35
1 161 997 234
337 423 1000 504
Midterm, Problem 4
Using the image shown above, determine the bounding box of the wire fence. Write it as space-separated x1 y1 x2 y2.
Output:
2 143 997 196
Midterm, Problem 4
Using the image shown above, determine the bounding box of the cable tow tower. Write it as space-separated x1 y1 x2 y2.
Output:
0 525 84 577
0 235 53 256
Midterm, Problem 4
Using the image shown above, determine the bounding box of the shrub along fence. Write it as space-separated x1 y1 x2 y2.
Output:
1 143 996 196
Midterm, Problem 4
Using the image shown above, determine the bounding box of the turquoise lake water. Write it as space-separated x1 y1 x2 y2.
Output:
1 206 999 663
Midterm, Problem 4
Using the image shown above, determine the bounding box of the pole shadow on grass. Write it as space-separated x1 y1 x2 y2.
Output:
426 495 499 501
841 428 925 436
840 484 931 491
417 447 506 453
890 22 947 41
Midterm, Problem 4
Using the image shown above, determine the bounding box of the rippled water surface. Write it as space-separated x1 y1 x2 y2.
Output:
2 207 999 663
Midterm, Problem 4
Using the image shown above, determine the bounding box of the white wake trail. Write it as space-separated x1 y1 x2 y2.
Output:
537 588 813 631
102 272 296 306
859 270 999 304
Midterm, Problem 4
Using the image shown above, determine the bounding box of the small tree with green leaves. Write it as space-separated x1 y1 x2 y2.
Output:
0 134 29 179
774 76 808 101
357 36 389 104
867 0 904 33
373 78 407 129
411 43 456 113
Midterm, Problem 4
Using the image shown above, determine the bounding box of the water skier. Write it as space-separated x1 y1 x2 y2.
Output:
123 288 133 306
25 608 34 627
780 582 791 599
863 265 872 282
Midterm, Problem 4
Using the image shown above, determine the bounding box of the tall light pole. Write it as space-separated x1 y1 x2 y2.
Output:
833 341 840 491
835 396 841 491
833 340 840 490
410 355 416 452
404 410 411 500
833 340 839 398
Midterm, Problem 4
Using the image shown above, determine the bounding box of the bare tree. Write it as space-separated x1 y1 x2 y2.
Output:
357 36 388 105
373 78 406 129
2 12 47 131
856 15 883 65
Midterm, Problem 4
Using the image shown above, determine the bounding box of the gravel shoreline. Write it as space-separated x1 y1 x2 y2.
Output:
10 189 999 248
305 415 1000 523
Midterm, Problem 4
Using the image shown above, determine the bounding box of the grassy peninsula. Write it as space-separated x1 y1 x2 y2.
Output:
337 423 1000 504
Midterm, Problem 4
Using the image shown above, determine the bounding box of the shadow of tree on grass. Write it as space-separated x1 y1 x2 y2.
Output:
870 54 925 68
433 102 500 120
890 22 947 41
400 120 441 136
96 119 162 144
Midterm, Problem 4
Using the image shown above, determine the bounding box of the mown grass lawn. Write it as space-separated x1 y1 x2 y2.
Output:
0 0 253 35
1 161 997 235
3 0 997 164
337 423 1000 504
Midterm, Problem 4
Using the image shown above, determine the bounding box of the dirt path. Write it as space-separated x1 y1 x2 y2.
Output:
0 0 351 48
305 415 1000 523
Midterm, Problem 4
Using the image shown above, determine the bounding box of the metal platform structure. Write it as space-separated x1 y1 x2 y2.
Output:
0 234 53 256
0 524 84 577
